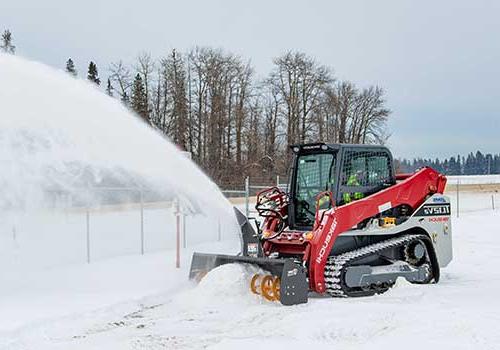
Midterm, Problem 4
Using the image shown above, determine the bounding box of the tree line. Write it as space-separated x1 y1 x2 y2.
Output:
2 29 392 187
397 151 500 176
66 49 391 187
3 28 497 185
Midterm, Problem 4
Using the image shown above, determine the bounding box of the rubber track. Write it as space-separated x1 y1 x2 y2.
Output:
324 234 428 297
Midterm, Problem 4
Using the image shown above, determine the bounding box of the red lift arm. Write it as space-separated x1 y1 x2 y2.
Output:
307 166 447 293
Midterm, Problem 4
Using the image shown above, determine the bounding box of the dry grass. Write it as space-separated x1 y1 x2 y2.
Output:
445 183 500 193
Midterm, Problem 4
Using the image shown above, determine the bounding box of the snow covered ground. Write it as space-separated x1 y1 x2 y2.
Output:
1 207 499 350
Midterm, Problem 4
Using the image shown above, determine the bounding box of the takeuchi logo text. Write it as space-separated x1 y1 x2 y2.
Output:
316 216 338 265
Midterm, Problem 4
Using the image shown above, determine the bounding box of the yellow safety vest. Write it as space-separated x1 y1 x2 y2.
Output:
343 174 364 203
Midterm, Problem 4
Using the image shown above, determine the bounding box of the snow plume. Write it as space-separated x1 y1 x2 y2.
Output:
0 53 232 217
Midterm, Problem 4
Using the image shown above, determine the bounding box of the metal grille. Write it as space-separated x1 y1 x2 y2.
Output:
341 150 391 187
294 153 336 226
297 153 336 190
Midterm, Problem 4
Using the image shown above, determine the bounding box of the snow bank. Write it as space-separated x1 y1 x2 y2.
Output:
174 263 266 309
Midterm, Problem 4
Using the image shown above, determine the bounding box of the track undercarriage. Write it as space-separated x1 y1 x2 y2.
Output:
324 234 439 297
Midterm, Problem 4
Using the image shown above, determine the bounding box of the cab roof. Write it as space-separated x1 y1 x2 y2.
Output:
290 142 391 154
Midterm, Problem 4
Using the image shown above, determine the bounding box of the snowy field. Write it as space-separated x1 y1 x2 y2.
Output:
1 199 500 349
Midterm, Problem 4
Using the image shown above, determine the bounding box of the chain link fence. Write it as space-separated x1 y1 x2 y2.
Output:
221 175 288 218
1 187 236 270
446 176 499 217
3 175 496 272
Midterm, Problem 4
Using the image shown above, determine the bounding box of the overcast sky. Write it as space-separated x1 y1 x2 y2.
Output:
1 0 498 159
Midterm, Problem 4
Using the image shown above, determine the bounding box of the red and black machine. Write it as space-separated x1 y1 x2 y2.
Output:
190 143 453 305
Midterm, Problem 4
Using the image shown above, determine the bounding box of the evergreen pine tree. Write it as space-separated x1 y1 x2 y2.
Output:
434 158 441 173
106 78 114 97
131 73 148 121
448 157 459 175
87 61 101 85
0 30 16 54
486 154 491 174
65 58 77 76
165 49 189 148
443 159 449 174
494 155 500 174
464 153 474 175
476 151 485 174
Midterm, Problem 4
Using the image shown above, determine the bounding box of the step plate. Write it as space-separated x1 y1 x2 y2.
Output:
345 262 429 288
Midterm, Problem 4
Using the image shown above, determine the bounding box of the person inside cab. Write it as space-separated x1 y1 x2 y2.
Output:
343 169 365 204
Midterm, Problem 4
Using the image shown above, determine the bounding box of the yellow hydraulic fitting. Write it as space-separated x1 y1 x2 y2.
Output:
303 231 314 240
381 217 396 227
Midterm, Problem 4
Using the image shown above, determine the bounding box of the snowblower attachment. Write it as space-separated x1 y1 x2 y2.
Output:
189 207 309 305
190 253 308 305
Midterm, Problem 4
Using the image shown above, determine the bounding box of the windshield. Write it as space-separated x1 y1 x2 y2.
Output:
294 152 336 227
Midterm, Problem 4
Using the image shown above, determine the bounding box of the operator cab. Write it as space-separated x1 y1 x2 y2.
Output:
289 143 395 230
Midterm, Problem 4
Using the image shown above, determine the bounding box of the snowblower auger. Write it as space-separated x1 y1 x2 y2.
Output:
189 143 453 305
189 206 309 305
190 251 308 305
250 274 281 301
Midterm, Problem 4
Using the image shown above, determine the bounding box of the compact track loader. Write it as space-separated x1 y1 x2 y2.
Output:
190 143 453 305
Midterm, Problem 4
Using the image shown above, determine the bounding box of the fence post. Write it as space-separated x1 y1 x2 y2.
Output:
175 199 180 268
456 179 460 218
492 194 495 210
86 208 91 263
182 213 187 248
245 176 250 218
217 219 221 241
140 189 145 255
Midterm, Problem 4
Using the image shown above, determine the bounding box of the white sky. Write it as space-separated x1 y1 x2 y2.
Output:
1 0 499 159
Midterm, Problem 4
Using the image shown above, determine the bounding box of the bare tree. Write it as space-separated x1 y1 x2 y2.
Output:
109 60 132 104
268 51 333 148
319 81 390 145
261 83 281 161
356 86 391 144
103 47 391 187
233 61 253 166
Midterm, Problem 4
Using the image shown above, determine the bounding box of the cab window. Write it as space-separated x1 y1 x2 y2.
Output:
294 153 336 227
340 150 392 205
